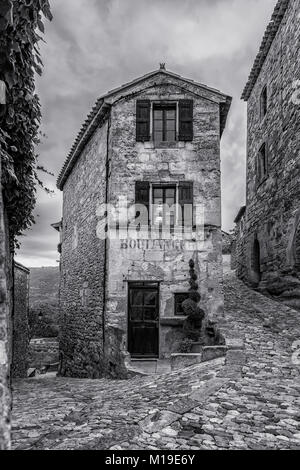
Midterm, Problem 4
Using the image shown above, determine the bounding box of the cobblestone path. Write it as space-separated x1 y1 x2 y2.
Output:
12 270 300 450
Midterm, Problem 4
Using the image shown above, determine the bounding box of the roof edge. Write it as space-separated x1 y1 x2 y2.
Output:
241 0 290 101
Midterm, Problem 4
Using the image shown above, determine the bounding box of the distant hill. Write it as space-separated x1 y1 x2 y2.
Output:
29 267 60 306
29 267 60 338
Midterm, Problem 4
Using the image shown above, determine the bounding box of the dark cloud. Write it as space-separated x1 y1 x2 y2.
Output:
15 0 277 266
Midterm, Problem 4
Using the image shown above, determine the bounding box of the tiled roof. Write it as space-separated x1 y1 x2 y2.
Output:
57 68 231 190
241 0 290 101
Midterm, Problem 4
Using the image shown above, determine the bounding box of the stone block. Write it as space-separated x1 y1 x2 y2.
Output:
201 346 228 362
144 251 164 262
171 353 202 371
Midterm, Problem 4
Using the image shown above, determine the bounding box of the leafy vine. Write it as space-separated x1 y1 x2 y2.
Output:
0 0 52 247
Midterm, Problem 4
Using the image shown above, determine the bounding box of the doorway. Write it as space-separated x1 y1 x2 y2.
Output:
128 282 159 358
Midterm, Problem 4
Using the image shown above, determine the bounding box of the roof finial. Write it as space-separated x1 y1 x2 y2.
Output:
159 62 166 70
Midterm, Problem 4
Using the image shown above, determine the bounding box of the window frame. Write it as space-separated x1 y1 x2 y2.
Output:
257 142 268 185
260 85 268 121
174 292 190 316
152 102 177 143
152 183 177 228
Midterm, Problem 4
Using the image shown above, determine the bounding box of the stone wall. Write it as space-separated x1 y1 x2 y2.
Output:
12 262 29 378
236 0 300 308
28 338 59 370
0 156 12 449
59 121 108 378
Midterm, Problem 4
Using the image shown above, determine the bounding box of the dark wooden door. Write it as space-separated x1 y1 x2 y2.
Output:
128 282 159 358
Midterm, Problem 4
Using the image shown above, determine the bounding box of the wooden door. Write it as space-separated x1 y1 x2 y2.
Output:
128 282 159 358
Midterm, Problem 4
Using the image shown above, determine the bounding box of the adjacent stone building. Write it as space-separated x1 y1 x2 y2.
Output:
57 66 231 378
0 152 12 449
235 0 300 309
12 262 30 378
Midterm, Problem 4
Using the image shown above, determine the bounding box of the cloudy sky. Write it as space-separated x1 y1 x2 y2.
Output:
15 0 277 268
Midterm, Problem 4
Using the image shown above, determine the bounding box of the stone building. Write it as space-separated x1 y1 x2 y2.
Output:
234 0 300 309
12 262 30 378
0 151 12 449
57 66 231 378
221 230 233 255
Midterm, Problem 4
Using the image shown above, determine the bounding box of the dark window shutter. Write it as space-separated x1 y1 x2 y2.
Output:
136 100 150 142
179 182 193 226
179 100 193 141
135 182 150 224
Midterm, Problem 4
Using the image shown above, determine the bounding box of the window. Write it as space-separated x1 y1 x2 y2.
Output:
153 104 176 142
257 143 268 183
153 185 176 228
174 293 189 316
135 181 193 229
260 85 268 120
136 100 193 143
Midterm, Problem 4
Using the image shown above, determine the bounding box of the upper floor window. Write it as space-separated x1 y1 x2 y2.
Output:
257 142 268 183
153 185 176 228
153 104 176 142
135 181 193 229
260 85 268 120
136 100 193 143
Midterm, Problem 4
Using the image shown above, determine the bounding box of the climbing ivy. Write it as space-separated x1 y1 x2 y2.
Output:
0 0 52 246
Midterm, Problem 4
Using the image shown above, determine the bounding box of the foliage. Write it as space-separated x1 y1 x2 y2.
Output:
0 0 52 246
181 259 205 343
179 338 194 354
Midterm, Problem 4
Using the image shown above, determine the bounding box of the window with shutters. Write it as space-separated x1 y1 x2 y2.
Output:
135 182 193 229
136 99 193 143
257 143 268 184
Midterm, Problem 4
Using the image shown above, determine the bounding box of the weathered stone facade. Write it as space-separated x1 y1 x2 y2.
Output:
0 155 12 449
235 0 300 309
12 262 30 378
58 68 231 378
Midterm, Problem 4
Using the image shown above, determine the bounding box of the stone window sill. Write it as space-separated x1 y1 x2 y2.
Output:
160 316 186 326
142 141 190 150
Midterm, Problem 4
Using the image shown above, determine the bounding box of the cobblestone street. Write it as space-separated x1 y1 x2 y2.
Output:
12 267 300 450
